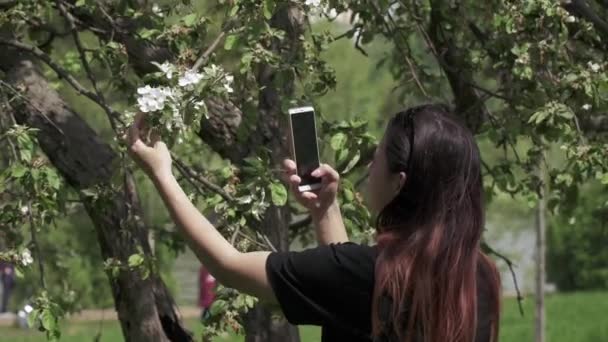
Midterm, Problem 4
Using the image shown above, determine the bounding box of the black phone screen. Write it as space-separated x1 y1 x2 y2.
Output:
291 110 321 186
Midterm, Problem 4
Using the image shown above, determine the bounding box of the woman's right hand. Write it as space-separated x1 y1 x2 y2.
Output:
283 159 340 217
126 113 173 179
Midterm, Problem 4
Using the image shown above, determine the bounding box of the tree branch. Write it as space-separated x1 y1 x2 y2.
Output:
193 31 226 70
56 0 120 132
481 242 525 317
0 38 124 127
563 0 608 44
171 154 234 202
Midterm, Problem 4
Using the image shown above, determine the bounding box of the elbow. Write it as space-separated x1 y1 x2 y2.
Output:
206 250 244 289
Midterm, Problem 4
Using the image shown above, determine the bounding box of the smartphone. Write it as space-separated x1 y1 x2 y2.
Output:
288 106 322 192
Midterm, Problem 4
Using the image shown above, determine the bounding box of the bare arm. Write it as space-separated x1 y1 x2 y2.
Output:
152 172 276 303
127 114 276 304
311 200 348 245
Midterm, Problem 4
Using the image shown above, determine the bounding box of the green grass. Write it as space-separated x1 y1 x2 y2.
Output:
1 292 606 341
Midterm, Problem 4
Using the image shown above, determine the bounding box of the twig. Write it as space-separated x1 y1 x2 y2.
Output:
172 159 208 199
56 0 120 132
289 215 312 230
193 18 239 71
483 242 525 316
0 38 124 126
28 201 46 289
237 230 268 250
230 225 241 245
369 2 429 97
467 82 512 102
260 233 277 252
172 154 234 202
193 31 227 71
0 80 65 136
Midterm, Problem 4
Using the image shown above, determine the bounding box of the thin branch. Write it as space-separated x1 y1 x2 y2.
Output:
563 0 608 43
193 18 239 70
0 38 124 126
172 159 208 199
482 242 525 316
193 31 227 71
28 200 46 289
259 233 277 252
467 82 512 102
171 154 234 202
0 80 65 136
230 225 241 245
289 215 312 230
368 2 429 97
56 0 119 132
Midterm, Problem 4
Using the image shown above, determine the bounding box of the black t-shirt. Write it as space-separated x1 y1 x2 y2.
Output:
266 242 493 342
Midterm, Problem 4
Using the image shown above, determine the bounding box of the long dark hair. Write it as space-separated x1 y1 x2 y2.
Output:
372 104 500 342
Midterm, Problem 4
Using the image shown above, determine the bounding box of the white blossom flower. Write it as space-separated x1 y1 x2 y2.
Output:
565 16 576 23
136 86 172 112
305 0 322 7
588 61 601 72
193 100 206 109
152 62 174 79
152 4 164 17
178 69 204 87
582 104 592 111
222 74 234 93
137 85 153 95
20 206 29 215
21 248 33 266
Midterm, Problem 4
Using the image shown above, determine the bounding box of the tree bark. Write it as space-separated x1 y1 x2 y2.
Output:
1 56 191 342
244 4 304 342
535 157 547 342
428 0 489 133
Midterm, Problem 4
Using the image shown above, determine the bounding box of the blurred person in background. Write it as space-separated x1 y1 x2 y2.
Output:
199 264 216 321
0 260 15 313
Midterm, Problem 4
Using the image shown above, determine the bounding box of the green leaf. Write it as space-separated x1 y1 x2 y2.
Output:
600 173 608 185
40 309 57 332
229 5 240 17
330 133 347 151
75 0 86 7
245 296 256 308
263 0 275 19
209 299 227 316
343 188 354 202
336 148 349 165
27 309 39 328
224 34 238 51
128 254 144 267
270 182 287 206
342 150 361 174
45 170 61 190
182 13 198 27
11 165 28 178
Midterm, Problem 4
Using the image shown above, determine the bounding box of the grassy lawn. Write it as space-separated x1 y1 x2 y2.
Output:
1 292 606 342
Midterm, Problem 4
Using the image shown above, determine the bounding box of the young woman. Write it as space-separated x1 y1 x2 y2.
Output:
127 104 500 342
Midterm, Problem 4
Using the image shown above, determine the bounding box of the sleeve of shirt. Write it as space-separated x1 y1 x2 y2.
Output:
265 242 376 328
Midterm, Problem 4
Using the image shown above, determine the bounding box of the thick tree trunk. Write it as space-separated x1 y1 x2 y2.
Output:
242 4 305 342
1 57 191 342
